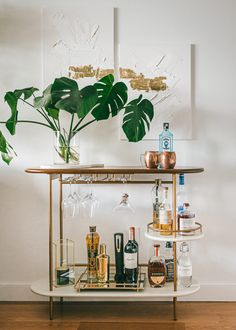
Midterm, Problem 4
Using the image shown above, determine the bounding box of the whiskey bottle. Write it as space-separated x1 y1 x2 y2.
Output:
86 225 100 282
165 242 174 282
148 244 166 287
151 179 162 229
159 187 173 236
159 122 173 152
178 242 192 288
124 227 139 283
96 243 110 283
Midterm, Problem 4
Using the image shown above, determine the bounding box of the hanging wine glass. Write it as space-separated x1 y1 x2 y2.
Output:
113 193 135 214
72 175 82 216
80 178 99 219
62 181 76 219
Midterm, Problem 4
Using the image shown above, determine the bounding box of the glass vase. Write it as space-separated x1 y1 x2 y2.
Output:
54 131 80 165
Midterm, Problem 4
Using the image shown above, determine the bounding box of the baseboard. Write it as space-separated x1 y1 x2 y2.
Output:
0 282 236 301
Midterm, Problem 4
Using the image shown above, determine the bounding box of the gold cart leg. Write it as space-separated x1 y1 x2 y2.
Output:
172 174 177 321
49 297 53 320
173 297 177 320
59 174 64 305
49 175 54 320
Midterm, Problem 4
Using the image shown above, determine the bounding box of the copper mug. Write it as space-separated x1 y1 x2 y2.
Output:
158 151 176 169
140 151 159 168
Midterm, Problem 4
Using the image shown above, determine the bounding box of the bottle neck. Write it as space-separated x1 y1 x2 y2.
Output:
154 246 159 257
129 227 135 241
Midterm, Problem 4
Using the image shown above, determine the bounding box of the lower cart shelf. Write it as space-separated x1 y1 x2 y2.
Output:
31 278 200 299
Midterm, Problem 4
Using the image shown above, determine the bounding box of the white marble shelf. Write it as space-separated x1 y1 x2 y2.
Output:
145 231 204 242
31 279 200 300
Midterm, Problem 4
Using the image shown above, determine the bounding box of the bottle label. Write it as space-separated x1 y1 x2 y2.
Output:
124 252 138 269
178 265 192 277
162 137 171 151
179 218 195 231
150 275 165 285
165 259 174 281
159 210 172 224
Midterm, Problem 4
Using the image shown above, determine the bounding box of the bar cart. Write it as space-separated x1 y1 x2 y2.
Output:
25 166 204 320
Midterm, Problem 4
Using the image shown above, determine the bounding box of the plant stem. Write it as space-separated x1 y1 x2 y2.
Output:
0 120 51 129
73 117 84 132
65 114 75 163
75 119 96 133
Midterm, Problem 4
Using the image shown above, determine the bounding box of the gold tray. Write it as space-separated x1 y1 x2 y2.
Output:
74 266 145 292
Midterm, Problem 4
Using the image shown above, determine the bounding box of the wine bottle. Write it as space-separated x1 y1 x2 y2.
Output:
124 227 139 283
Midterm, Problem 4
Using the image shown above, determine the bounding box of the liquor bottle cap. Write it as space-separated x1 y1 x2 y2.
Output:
100 243 106 255
89 225 96 232
183 203 190 208
166 241 173 249
180 242 189 253
163 122 169 130
179 173 185 185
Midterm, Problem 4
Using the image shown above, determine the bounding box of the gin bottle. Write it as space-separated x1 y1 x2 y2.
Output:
178 242 192 288
165 242 174 282
159 123 173 152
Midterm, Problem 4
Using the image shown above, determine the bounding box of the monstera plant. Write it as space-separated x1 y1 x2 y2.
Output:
0 74 154 164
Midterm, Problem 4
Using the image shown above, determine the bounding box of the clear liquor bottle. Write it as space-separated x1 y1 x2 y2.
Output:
159 187 173 236
86 225 100 282
148 244 166 287
159 123 173 152
178 242 192 288
165 242 174 282
151 179 162 229
177 174 187 214
124 227 139 283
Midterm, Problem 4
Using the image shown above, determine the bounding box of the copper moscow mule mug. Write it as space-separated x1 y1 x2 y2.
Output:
140 151 159 168
158 151 176 169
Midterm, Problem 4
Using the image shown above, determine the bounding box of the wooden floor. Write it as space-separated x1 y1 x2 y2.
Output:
0 301 236 330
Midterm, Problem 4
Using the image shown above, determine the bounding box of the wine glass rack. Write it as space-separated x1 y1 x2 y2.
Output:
26 166 204 321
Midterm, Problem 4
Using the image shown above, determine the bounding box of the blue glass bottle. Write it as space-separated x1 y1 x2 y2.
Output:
177 174 186 213
159 123 173 152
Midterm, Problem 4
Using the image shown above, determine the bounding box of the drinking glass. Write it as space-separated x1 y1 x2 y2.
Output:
80 183 99 219
113 193 135 214
63 182 76 219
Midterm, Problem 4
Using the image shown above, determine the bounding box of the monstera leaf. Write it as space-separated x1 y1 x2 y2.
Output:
92 74 128 121
122 95 154 142
4 87 38 135
51 77 97 118
0 130 14 164
34 84 59 120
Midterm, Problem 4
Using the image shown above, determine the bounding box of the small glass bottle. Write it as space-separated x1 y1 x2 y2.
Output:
96 243 110 283
159 122 173 152
86 225 100 282
178 242 192 288
148 244 167 287
178 203 195 235
151 179 162 229
165 242 174 282
159 187 173 236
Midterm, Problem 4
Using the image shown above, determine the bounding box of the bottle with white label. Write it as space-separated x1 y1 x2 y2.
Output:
178 203 195 235
124 227 139 283
178 242 192 288
177 174 187 213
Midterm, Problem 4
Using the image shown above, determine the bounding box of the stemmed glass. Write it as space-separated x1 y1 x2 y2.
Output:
113 193 135 214
80 177 100 219
62 181 76 219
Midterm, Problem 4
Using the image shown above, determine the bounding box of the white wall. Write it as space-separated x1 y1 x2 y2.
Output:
0 0 236 301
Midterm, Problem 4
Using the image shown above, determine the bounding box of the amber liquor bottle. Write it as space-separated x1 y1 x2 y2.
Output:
148 244 167 287
86 225 100 282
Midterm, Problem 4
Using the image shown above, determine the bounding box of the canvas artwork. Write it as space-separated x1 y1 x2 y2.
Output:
119 44 192 140
43 7 114 87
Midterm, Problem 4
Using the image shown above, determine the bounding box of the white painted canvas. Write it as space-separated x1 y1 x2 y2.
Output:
43 7 114 87
119 44 191 140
